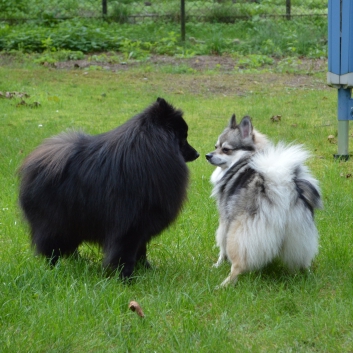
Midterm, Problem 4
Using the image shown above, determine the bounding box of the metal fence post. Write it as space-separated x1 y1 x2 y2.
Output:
286 0 291 20
327 0 353 160
336 88 351 160
181 0 185 42
102 0 107 17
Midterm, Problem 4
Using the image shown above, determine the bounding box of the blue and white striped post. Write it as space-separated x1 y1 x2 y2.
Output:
327 0 353 160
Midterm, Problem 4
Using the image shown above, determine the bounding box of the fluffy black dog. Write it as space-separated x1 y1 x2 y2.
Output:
18 97 199 278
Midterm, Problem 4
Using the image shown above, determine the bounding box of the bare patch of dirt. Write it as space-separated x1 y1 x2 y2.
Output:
54 54 327 74
0 53 329 95
52 55 329 94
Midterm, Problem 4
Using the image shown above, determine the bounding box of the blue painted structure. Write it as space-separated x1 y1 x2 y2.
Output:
327 0 353 159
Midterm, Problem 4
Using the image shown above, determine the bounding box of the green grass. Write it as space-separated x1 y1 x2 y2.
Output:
1 61 353 352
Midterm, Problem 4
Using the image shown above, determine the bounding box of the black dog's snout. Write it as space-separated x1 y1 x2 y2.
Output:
205 153 213 161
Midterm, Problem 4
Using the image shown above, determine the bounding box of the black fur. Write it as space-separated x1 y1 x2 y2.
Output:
18 97 199 279
294 178 321 216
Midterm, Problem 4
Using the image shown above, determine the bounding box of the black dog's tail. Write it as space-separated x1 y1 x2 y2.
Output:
18 130 85 181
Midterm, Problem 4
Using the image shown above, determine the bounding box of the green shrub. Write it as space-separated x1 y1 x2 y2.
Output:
0 16 327 59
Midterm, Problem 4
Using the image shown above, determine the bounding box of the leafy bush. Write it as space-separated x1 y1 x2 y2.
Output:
0 17 327 59
0 0 27 17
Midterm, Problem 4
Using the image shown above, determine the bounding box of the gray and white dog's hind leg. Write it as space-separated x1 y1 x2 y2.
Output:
213 218 228 268
219 219 247 287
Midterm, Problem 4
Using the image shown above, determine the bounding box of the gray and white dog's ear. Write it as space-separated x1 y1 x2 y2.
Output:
228 114 237 129
239 116 253 139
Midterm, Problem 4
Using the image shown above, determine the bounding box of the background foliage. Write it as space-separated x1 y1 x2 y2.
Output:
0 17 327 59
0 0 327 21
0 0 327 61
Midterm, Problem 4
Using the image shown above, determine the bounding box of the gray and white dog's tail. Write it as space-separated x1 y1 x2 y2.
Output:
250 143 322 212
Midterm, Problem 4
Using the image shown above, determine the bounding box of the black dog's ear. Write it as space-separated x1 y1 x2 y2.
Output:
228 114 237 129
156 97 171 112
156 97 167 105
152 97 182 125
239 116 253 139
155 97 175 116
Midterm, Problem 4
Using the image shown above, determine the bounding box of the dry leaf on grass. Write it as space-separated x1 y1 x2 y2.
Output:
16 100 41 108
327 135 336 143
270 115 281 122
128 301 145 318
0 91 30 99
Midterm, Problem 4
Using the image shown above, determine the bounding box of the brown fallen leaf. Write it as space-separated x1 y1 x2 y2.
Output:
129 301 145 318
18 92 30 98
29 101 41 108
270 115 281 122
2 91 30 99
339 173 352 178
16 99 27 107
327 135 336 143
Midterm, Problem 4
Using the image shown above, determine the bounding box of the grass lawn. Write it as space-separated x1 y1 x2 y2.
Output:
0 58 352 352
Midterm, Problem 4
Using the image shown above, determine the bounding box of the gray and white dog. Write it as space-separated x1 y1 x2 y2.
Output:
206 115 322 287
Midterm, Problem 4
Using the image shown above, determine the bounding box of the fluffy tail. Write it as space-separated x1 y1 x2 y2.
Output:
18 130 85 181
250 143 322 210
